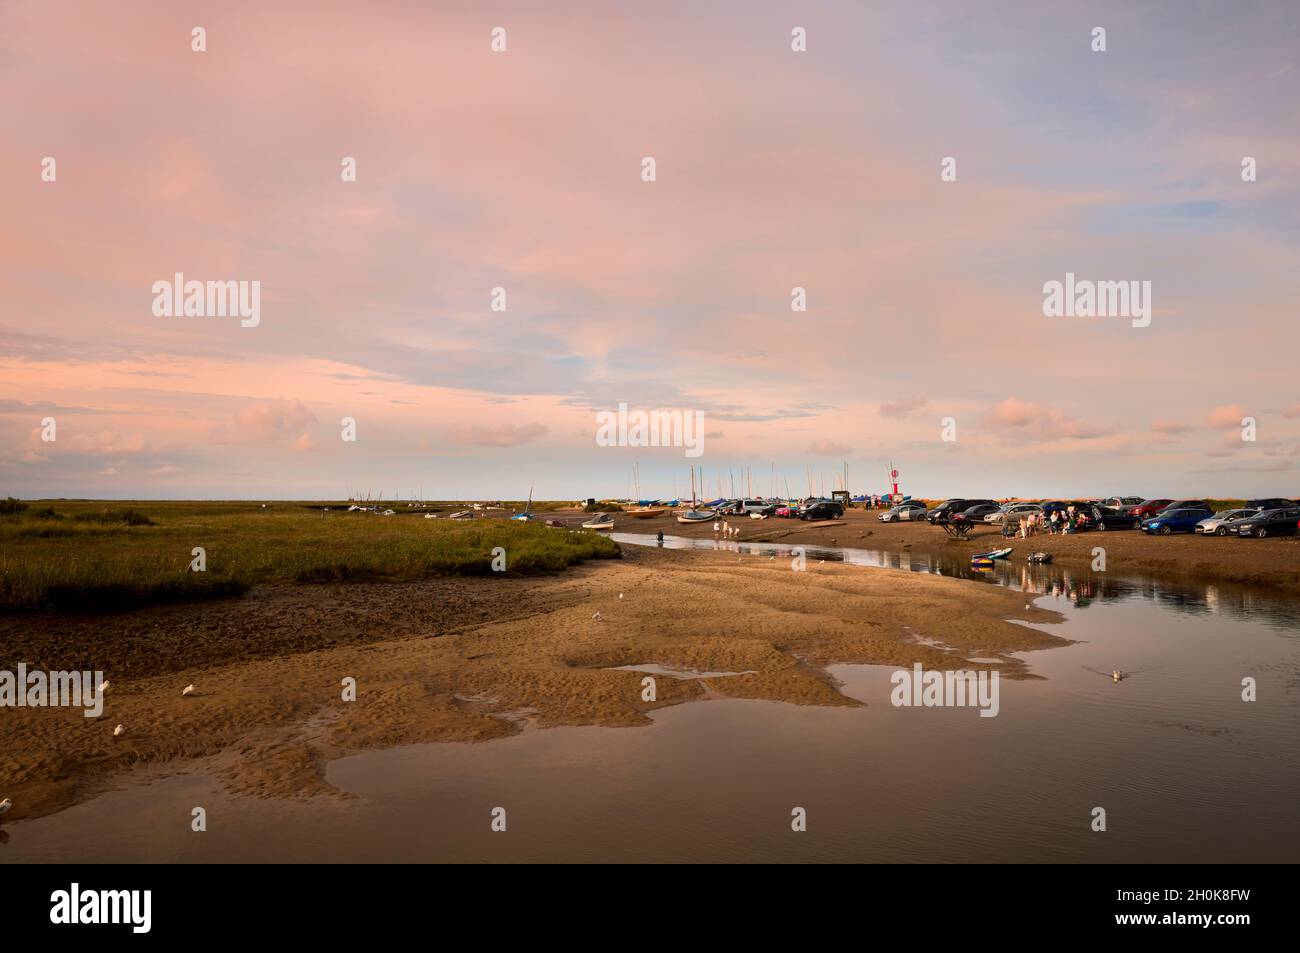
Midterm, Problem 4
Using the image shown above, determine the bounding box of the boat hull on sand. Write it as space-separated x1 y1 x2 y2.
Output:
676 511 715 524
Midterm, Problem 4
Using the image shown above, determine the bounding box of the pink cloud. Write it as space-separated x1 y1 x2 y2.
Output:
213 400 318 447
61 430 147 456
880 397 928 418
1208 404 1249 427
985 399 1107 442
453 422 547 447
810 439 852 455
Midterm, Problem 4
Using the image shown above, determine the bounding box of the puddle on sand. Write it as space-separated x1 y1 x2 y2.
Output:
610 663 755 680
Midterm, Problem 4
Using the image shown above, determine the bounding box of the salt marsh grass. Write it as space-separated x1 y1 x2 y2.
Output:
0 501 618 612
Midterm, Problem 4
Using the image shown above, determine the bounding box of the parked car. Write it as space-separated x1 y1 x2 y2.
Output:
774 505 798 518
1128 499 1175 520
1084 505 1142 531
1160 499 1210 513
1244 498 1292 511
1040 500 1092 517
1196 509 1256 535
983 502 1044 524
960 503 1003 521
1233 507 1300 538
800 501 844 521
1142 507 1212 535
926 499 968 522
1100 497 1146 512
879 501 929 522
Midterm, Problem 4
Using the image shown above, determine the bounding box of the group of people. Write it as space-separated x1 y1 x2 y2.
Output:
713 519 741 538
1002 507 1092 538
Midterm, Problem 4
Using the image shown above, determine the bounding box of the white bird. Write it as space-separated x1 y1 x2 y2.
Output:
592 612 602 620
618 593 624 600
100 680 111 693
181 684 196 696
0 798 12 817
113 724 125 737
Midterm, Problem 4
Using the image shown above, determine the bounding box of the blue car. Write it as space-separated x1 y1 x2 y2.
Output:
1142 507 1212 535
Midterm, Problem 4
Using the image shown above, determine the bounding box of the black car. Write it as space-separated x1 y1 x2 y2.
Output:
1244 498 1292 511
1160 499 1210 513
925 499 966 522
1234 507 1300 538
960 503 1003 520
1040 500 1091 517
1084 505 1142 531
800 501 844 521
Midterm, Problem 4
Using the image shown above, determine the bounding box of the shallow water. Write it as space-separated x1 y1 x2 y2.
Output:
3 536 1298 863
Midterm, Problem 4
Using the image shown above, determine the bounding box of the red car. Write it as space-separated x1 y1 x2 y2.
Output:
1128 499 1174 520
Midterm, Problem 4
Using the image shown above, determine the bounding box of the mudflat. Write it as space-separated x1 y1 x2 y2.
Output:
0 544 1064 822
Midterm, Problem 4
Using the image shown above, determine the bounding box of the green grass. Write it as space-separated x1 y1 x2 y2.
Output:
0 501 619 612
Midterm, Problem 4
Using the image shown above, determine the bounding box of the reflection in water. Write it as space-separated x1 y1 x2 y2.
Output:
613 533 1300 630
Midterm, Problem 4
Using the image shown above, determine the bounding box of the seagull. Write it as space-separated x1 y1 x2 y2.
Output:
100 680 110 693
0 798 11 817
618 593 623 600
592 612 602 621
1112 670 1125 683
113 724 125 737
181 684 196 696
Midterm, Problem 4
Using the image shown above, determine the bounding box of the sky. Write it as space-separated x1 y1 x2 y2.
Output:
2 0 1299 501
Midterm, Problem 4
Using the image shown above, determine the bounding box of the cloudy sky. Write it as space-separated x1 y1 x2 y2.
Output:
2 0 1298 500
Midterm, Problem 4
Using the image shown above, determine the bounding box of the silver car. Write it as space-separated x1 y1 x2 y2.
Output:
1195 508 1255 536
879 502 929 522
984 502 1044 524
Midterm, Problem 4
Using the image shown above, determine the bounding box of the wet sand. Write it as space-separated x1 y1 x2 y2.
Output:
0 544 1065 823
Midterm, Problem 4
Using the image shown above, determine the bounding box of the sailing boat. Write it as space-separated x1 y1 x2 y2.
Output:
510 486 536 522
676 466 715 523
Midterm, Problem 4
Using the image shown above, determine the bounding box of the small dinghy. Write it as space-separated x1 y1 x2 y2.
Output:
970 557 995 571
1027 552 1053 564
973 547 1013 560
581 514 615 530
676 510 715 524
626 507 666 519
